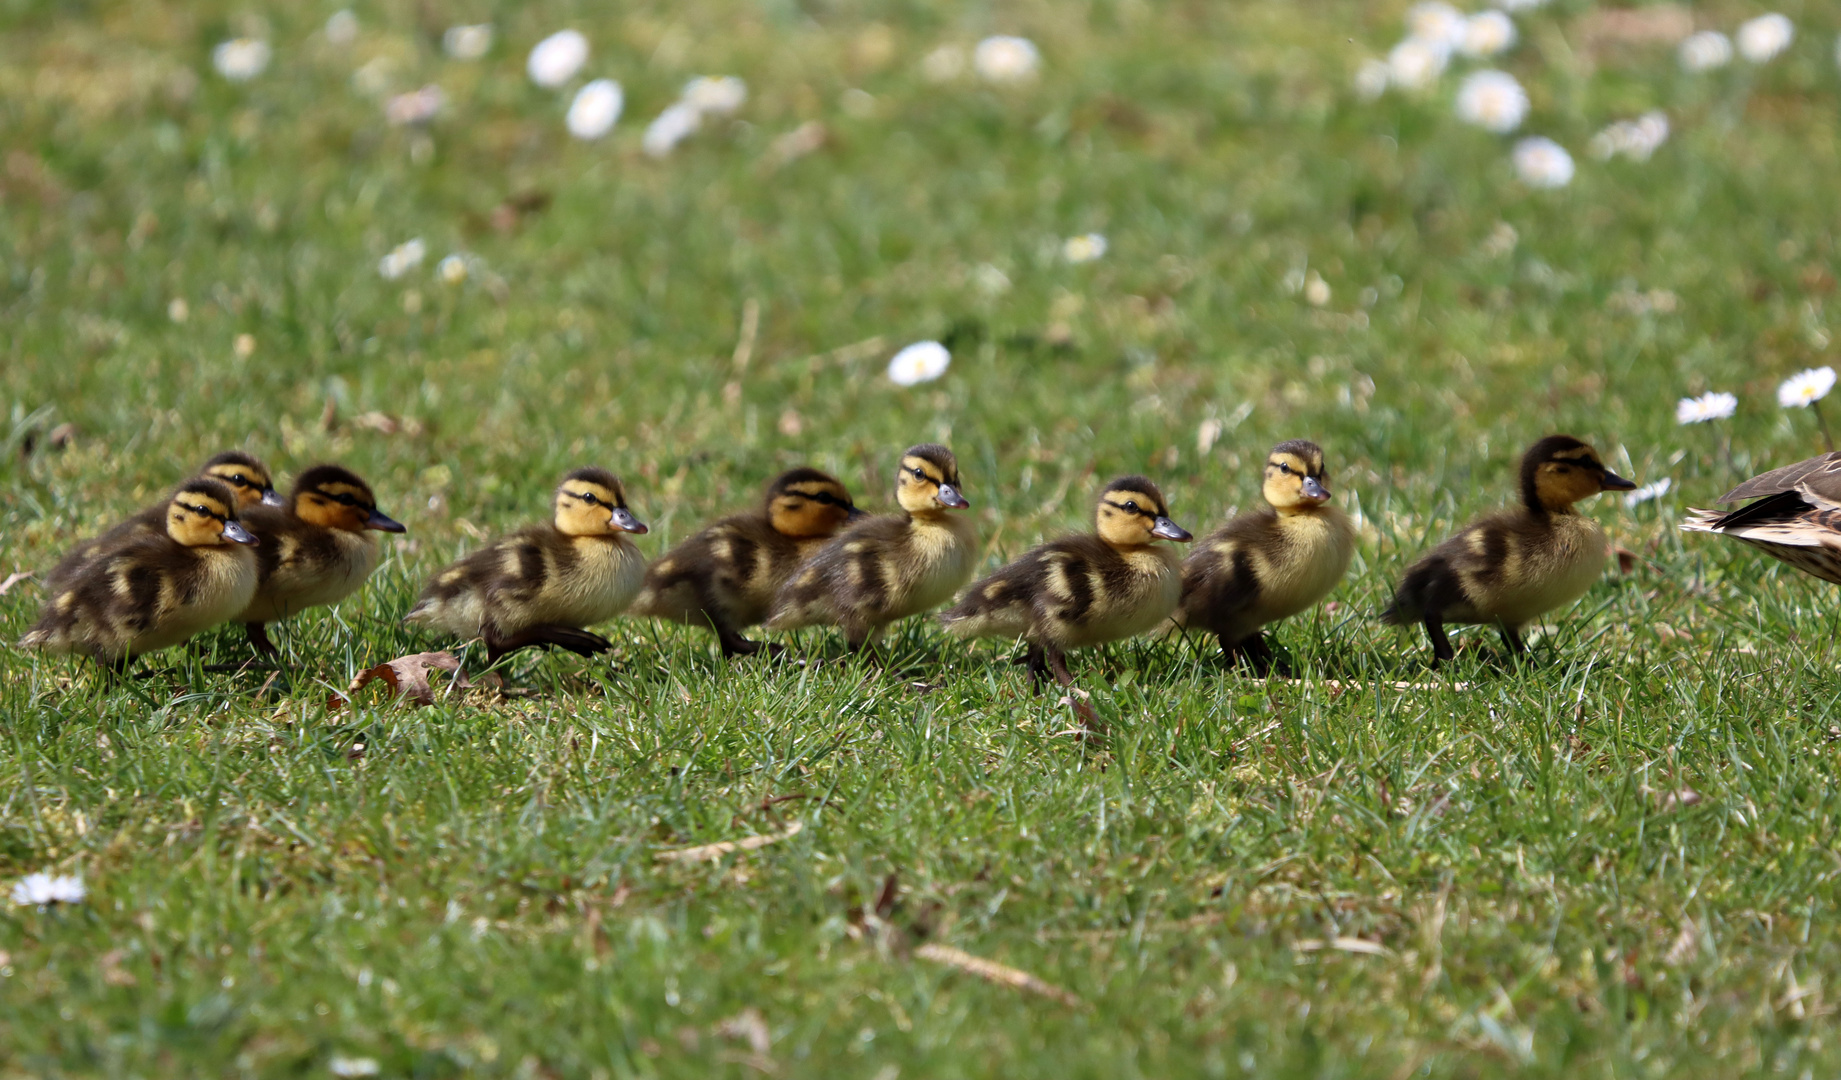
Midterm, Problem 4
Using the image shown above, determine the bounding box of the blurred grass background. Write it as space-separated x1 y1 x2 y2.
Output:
5 0 1841 1076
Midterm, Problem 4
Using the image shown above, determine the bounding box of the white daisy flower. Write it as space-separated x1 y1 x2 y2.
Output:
887 341 951 386
1778 366 1836 409
329 1058 380 1078
444 25 493 61
384 85 444 126
168 298 190 323
212 39 271 82
1455 70 1528 133
1353 58 1391 100
682 76 747 116
378 239 426 281
1625 477 1673 507
1676 391 1736 424
642 102 703 157
1460 11 1517 58
1678 31 1733 72
973 36 1040 83
1589 111 1669 161
11 872 85 907
527 30 589 88
1387 37 1449 90
438 254 470 285
1406 2 1468 51
1303 272 1331 307
1737 14 1794 63
566 79 623 140
1511 136 1574 188
325 11 359 46
922 45 966 82
1062 233 1108 263
1494 0 1548 11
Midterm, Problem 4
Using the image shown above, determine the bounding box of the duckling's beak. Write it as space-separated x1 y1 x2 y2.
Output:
222 521 259 545
260 489 286 508
1599 470 1638 492
936 484 970 509
1151 516 1193 542
365 509 408 533
611 507 649 534
1301 476 1331 503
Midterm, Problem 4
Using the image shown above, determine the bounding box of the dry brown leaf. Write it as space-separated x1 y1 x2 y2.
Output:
656 821 804 863
1664 919 1699 966
715 1007 772 1055
0 571 35 596
915 943 1084 1007
762 120 828 172
1615 545 1638 575
1644 785 1702 812
332 651 472 710
99 949 138 987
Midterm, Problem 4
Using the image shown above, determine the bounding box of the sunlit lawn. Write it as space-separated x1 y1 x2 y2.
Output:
5 0 1841 1075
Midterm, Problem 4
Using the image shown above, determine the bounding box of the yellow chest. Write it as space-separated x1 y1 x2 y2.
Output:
1058 545 1183 647
1476 515 1607 625
528 535 646 628
1253 507 1356 621
891 513 979 617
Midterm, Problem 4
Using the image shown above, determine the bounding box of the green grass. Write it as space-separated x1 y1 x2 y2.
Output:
6 0 1841 1075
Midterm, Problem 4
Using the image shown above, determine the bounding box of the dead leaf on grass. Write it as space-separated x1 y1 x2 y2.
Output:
1665 919 1699 966
330 651 472 710
1643 785 1702 812
915 942 1084 1007
655 821 804 864
715 1007 772 1055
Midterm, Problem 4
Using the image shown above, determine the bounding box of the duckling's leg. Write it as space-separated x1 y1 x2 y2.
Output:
1422 615 1456 664
692 583 771 658
244 622 278 656
483 624 613 665
1497 624 1526 659
1013 644 1051 691
1044 645 1104 737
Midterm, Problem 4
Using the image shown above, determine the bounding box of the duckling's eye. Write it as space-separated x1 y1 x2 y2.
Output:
1277 462 1291 475
578 492 599 506
1124 500 1140 514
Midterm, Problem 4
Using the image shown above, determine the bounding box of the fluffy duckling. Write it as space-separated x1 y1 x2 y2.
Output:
629 468 865 656
941 476 1192 687
235 465 406 654
45 450 281 592
18 478 259 667
1172 440 1356 673
767 444 977 650
406 468 648 664
1681 453 1841 584
1383 435 1635 663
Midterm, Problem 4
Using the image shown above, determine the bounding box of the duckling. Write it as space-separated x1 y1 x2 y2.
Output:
629 468 866 656
767 444 977 650
1682 452 1841 583
941 476 1192 688
235 464 406 654
18 478 259 668
44 450 282 593
406 468 648 664
1171 440 1357 673
1382 435 1636 664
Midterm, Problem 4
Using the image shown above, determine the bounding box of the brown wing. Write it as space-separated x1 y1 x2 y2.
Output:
1177 510 1280 632
1719 453 1841 503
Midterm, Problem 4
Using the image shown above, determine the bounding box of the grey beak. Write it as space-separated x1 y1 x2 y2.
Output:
1600 470 1638 492
222 520 258 545
1151 516 1193 542
260 490 286 508
936 484 970 509
611 506 649 534
1301 476 1331 502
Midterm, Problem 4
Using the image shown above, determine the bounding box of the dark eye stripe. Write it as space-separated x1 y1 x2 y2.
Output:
1103 500 1157 518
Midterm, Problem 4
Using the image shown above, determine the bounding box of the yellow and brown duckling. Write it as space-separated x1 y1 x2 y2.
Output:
767 444 977 651
44 450 281 593
1681 453 1841 584
1171 440 1356 673
1382 435 1635 664
235 464 405 654
18 477 259 667
406 467 648 664
629 467 865 656
941 475 1191 687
